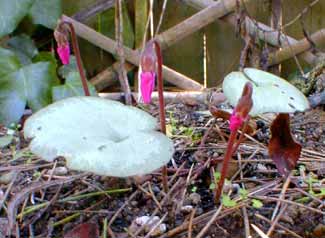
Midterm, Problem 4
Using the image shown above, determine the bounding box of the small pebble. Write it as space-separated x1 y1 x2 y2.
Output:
130 215 166 236
47 166 68 176
0 171 16 184
189 192 201 205
180 205 193 213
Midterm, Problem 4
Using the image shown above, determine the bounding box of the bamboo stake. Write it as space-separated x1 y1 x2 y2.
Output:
155 0 251 49
61 15 203 91
99 90 225 104
269 28 325 66
184 0 318 65
90 62 134 91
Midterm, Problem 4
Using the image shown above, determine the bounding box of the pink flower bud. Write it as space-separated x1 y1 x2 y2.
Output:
57 44 70 65
229 112 244 132
140 71 155 104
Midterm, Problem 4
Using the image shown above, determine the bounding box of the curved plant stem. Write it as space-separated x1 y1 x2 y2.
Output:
214 129 238 203
153 40 168 193
62 21 90 96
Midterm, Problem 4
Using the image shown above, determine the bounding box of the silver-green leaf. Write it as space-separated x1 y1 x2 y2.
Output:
24 97 174 177
222 68 310 116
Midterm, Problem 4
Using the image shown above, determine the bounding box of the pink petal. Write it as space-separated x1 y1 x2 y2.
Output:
229 112 244 131
57 44 70 65
140 72 155 104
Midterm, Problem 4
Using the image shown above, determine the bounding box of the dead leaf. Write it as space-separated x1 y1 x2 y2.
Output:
269 113 302 176
64 222 99 238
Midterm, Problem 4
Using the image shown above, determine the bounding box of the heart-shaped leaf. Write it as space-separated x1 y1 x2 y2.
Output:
268 113 302 176
0 48 21 76
0 0 34 37
28 0 62 29
7 34 39 65
0 48 58 125
223 68 310 116
52 72 97 101
24 97 174 177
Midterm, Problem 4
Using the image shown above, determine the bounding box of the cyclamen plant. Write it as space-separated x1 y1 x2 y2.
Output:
54 19 90 96
215 82 253 202
214 68 309 203
138 39 168 192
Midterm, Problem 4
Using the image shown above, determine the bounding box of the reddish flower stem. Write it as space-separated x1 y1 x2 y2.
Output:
231 117 250 154
61 21 90 96
153 40 168 193
214 128 238 202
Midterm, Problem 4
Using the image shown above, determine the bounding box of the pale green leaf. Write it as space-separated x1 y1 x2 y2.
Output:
0 0 34 37
0 48 21 77
223 68 310 116
0 58 58 125
28 0 61 29
8 34 38 59
24 97 174 177
52 72 97 101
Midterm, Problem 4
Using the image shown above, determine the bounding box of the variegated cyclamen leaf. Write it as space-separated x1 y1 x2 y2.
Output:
24 97 174 177
223 68 310 116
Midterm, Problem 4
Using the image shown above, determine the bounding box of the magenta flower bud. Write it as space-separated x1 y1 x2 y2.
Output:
229 112 244 132
140 71 155 104
57 44 70 65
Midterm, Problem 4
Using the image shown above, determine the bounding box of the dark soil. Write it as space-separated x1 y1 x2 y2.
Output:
0 100 324 238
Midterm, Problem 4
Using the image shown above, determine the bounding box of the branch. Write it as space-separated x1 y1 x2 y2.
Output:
72 0 114 22
268 28 325 66
61 15 203 91
115 0 132 105
183 0 319 65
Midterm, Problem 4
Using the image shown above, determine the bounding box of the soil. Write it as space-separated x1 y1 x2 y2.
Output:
0 100 324 238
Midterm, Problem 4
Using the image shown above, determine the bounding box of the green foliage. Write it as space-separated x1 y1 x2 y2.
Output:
52 72 97 101
221 194 237 207
28 0 61 29
0 47 58 126
8 34 38 65
0 0 61 37
191 186 198 193
251 199 263 208
239 188 248 199
0 0 34 37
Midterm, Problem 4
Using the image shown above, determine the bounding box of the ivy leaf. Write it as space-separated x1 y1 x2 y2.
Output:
7 34 38 65
52 72 97 101
0 0 34 37
251 199 263 209
28 0 61 29
0 48 21 76
221 194 237 207
268 113 302 176
58 56 78 78
0 50 58 126
33 52 57 66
